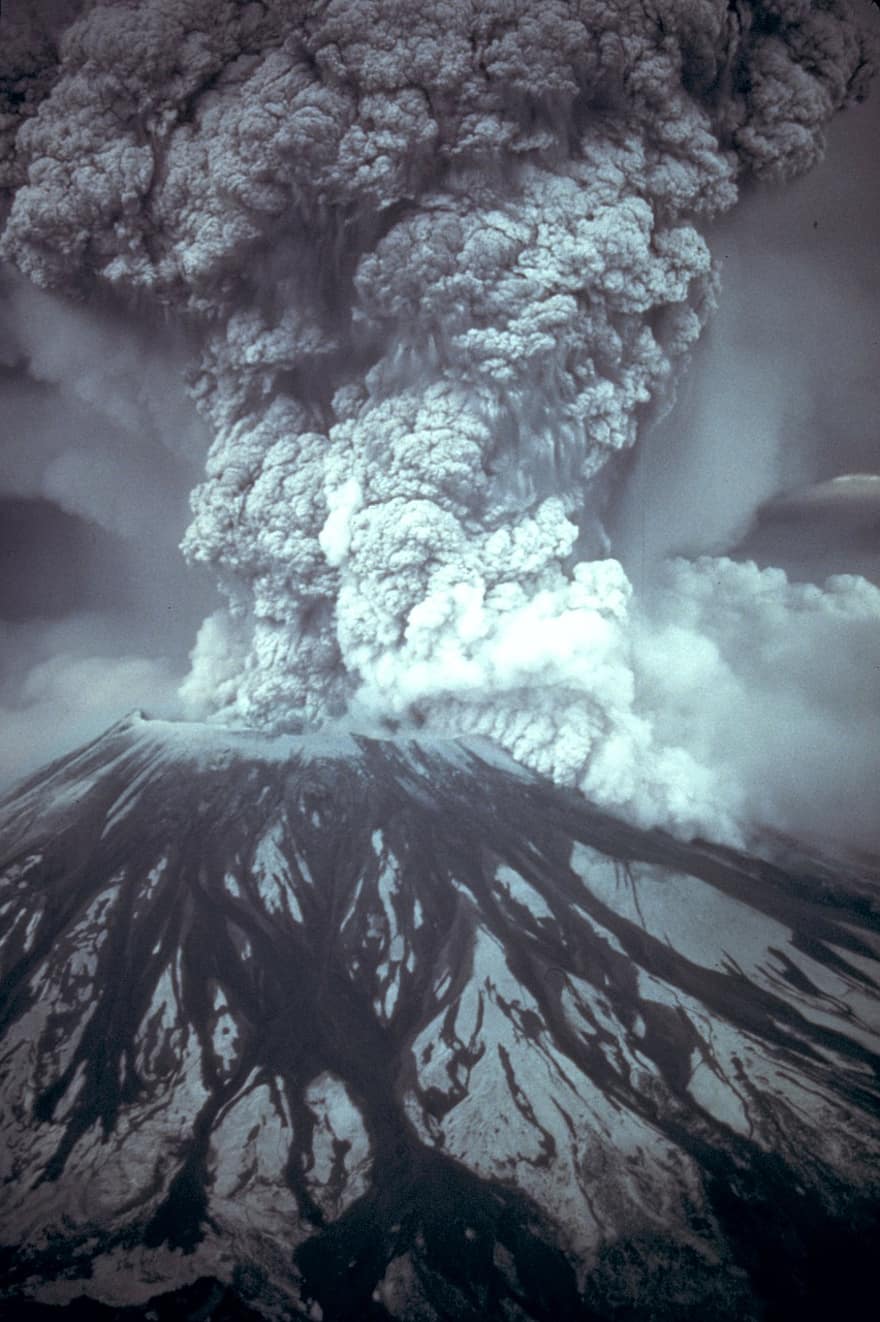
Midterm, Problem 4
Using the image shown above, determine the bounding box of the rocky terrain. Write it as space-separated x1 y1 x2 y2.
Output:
1 713 878 1320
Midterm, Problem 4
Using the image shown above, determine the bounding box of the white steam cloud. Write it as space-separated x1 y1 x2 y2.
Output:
1 0 878 849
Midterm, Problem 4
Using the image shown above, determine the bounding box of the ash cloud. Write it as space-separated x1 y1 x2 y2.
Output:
1 0 878 850
611 88 880 570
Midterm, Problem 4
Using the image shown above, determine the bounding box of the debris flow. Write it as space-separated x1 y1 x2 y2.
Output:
0 714 878 1318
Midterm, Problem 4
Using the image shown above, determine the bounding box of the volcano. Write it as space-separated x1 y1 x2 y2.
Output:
0 713 878 1321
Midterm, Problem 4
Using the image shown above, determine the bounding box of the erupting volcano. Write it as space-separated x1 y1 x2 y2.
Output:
1 1 879 1317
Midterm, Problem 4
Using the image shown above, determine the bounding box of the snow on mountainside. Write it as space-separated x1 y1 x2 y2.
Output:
1 713 879 1321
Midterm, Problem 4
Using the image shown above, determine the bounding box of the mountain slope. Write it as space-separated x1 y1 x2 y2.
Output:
1 713 879 1320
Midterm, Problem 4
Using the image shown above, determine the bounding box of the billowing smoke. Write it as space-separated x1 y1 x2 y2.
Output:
1 0 878 849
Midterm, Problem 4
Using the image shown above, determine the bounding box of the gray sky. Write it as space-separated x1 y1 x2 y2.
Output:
0 278 218 784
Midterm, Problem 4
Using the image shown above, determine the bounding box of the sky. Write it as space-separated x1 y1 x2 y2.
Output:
0 274 218 780
0 0 878 853
610 85 880 584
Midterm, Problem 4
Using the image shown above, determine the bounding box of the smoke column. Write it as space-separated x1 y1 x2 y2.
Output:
1 0 878 847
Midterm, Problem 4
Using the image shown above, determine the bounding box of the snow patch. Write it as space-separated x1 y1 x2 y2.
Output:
304 1072 372 1219
253 823 302 921
494 864 553 921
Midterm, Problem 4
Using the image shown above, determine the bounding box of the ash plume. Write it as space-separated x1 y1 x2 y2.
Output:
2 0 878 846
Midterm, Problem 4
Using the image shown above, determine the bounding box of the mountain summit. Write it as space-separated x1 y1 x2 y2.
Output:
1 714 878 1320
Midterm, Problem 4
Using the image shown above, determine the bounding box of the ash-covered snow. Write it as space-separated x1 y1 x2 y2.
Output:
2 715 878 1319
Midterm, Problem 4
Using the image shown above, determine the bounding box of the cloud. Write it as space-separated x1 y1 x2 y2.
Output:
610 86 880 572
633 558 880 851
0 614 183 791
1 0 878 849
0 270 215 788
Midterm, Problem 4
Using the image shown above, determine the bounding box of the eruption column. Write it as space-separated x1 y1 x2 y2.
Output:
2 0 877 842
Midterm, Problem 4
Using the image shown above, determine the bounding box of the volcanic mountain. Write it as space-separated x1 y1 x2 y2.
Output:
1 713 878 1321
